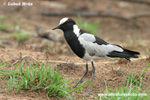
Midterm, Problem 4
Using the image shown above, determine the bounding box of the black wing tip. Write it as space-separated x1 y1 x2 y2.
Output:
137 52 140 55
124 49 140 58
124 49 140 55
133 51 140 55
107 49 140 60
133 51 140 57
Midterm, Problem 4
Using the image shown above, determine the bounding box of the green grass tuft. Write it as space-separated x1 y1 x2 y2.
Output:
0 15 9 31
76 15 99 35
13 29 29 42
101 63 150 100
145 48 150 57
0 60 88 99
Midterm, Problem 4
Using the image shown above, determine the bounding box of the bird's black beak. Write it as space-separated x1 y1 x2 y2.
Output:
52 25 60 30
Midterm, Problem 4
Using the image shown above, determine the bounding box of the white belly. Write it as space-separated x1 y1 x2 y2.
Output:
83 50 106 61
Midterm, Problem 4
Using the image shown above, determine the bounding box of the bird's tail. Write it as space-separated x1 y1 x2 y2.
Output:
123 49 140 59
107 49 140 60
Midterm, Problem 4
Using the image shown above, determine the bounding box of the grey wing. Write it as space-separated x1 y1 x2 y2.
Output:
78 33 123 57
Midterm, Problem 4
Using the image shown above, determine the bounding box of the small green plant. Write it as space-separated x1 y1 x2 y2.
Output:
127 63 150 85
145 48 150 56
13 29 29 42
76 15 99 35
0 61 89 99
127 73 140 85
0 15 8 31
101 63 150 100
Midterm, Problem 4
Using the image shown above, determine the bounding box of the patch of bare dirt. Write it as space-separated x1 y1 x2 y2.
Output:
0 48 150 99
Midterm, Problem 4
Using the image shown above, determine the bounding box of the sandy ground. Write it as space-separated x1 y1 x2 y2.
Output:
0 48 150 99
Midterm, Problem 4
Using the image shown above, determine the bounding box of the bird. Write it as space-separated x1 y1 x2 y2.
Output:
52 17 140 93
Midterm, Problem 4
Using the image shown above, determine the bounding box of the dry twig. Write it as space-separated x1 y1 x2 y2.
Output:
40 11 150 21
114 0 150 5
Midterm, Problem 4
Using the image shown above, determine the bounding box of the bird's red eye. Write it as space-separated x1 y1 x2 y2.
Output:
64 22 68 24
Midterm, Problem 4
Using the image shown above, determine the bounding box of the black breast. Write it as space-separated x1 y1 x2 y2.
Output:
64 31 85 58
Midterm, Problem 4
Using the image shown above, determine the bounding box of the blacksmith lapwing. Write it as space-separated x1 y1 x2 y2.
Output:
52 18 140 93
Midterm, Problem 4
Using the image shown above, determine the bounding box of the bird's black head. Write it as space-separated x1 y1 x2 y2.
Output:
52 18 76 32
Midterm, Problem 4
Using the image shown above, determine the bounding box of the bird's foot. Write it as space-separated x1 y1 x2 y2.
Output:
73 80 82 88
84 84 92 94
84 90 91 94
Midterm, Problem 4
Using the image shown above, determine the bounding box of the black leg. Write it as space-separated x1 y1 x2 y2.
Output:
85 60 95 94
73 61 88 88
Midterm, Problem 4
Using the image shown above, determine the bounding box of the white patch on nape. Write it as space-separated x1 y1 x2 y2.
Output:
73 25 80 37
59 17 69 25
